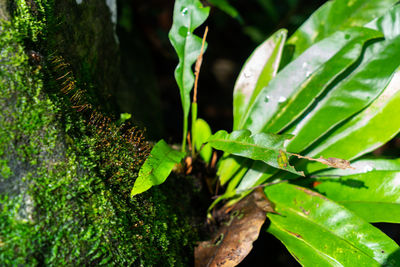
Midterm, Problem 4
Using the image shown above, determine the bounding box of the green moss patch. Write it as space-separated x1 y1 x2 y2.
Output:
0 1 200 265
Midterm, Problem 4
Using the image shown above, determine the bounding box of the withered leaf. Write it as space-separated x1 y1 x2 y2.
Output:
195 188 274 267
323 157 355 169
292 153 355 170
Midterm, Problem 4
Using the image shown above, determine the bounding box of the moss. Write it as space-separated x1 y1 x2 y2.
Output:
0 0 200 265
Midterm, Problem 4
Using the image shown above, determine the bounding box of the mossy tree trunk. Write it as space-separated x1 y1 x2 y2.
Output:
0 1 201 265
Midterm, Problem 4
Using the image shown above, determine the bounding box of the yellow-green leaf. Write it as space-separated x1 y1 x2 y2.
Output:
131 140 185 197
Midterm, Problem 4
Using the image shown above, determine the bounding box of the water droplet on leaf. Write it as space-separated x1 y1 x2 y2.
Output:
363 165 373 172
181 7 189 16
306 71 312 77
264 95 270 102
278 96 286 103
244 70 252 78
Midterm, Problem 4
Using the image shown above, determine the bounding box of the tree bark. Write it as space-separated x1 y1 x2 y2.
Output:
0 1 200 265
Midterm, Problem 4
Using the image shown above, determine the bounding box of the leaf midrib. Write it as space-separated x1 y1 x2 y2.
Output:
338 200 400 205
271 220 355 266
279 205 389 264
209 138 279 152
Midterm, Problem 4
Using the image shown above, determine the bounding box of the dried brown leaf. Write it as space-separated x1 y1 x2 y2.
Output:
195 188 274 267
292 153 355 170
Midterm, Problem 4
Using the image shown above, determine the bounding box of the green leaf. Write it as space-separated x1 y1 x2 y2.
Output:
131 140 185 197
119 113 131 122
235 161 276 192
208 160 251 214
207 130 304 176
313 171 400 223
303 69 400 173
265 27 382 133
193 118 212 164
265 183 400 266
223 29 287 190
294 8 400 171
216 154 247 185
366 5 400 40
267 222 348 266
242 27 382 134
207 0 242 22
169 0 210 150
213 161 278 209
286 35 400 153
224 160 251 194
233 29 287 130
287 0 397 60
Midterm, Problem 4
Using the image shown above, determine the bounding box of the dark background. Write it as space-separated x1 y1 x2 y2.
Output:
115 0 328 141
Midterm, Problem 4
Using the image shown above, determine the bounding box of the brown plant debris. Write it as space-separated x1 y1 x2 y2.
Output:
291 153 355 170
195 188 274 267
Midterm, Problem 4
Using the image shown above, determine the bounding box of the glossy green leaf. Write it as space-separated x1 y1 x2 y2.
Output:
216 154 245 185
268 221 347 266
233 29 287 130
294 8 400 171
169 0 210 150
287 0 397 60
207 0 242 22
242 28 382 134
209 159 261 217
207 160 251 215
313 171 400 223
286 35 400 153
193 118 212 164
265 27 382 133
366 5 400 40
235 161 276 192
131 140 185 197
265 183 400 266
207 130 304 176
213 162 278 209
224 160 251 194
303 69 400 173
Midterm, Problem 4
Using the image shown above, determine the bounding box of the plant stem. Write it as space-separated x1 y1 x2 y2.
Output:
182 119 187 152
191 102 198 157
191 26 208 156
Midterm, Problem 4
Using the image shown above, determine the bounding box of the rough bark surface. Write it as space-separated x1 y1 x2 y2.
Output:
0 1 200 265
